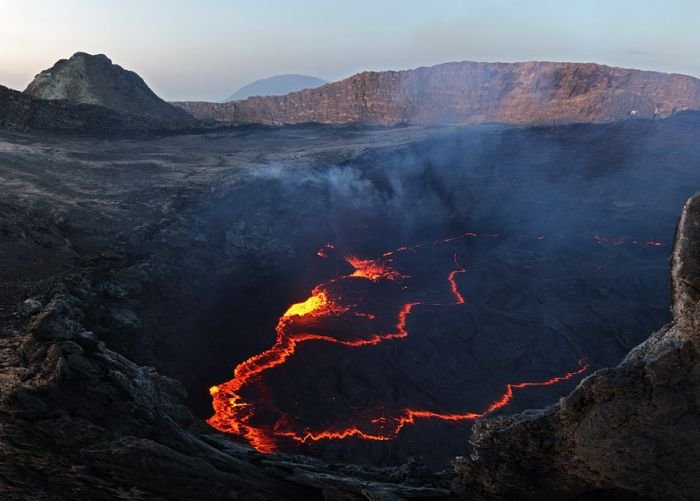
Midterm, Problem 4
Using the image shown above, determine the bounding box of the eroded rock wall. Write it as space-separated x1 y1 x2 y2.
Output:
174 62 700 126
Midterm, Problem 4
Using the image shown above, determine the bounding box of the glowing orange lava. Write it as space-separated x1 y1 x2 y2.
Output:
344 255 405 281
208 231 591 453
283 291 329 317
447 253 466 304
317 243 334 258
275 359 589 445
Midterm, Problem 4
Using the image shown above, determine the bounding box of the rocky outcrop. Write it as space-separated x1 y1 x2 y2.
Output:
24 52 194 126
174 61 700 126
454 194 700 500
1 84 194 135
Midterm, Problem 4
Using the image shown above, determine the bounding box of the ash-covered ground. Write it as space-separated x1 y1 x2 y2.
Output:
2 115 700 498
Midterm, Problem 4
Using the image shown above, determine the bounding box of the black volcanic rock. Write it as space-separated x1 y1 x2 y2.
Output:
25 52 193 125
455 194 700 500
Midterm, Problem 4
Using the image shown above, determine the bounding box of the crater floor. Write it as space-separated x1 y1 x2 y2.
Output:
2 116 700 499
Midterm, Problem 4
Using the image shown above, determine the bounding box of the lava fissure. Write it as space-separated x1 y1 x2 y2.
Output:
271 358 589 445
209 231 591 453
447 252 466 305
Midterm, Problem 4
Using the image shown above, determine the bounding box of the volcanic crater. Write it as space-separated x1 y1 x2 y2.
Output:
66 120 695 468
3 113 700 499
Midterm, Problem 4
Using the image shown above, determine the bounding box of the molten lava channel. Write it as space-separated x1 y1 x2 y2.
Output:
208 231 599 453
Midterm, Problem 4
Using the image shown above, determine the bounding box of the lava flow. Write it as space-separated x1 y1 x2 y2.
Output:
447 252 466 305
276 358 588 445
209 231 589 453
345 255 406 281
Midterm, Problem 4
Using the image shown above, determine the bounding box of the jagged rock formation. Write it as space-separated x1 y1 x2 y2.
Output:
24 52 194 125
174 61 700 126
454 194 700 500
226 74 328 102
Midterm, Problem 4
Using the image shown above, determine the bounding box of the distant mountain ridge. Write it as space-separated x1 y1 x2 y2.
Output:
173 61 700 126
226 74 327 101
24 52 193 125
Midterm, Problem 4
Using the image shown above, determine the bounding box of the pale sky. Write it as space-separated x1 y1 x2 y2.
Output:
1 0 699 101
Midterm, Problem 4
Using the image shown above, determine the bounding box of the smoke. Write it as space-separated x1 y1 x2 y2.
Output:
236 125 587 251
203 117 700 314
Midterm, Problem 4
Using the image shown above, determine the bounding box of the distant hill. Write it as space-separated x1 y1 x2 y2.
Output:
24 52 194 125
226 74 328 101
173 61 700 126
